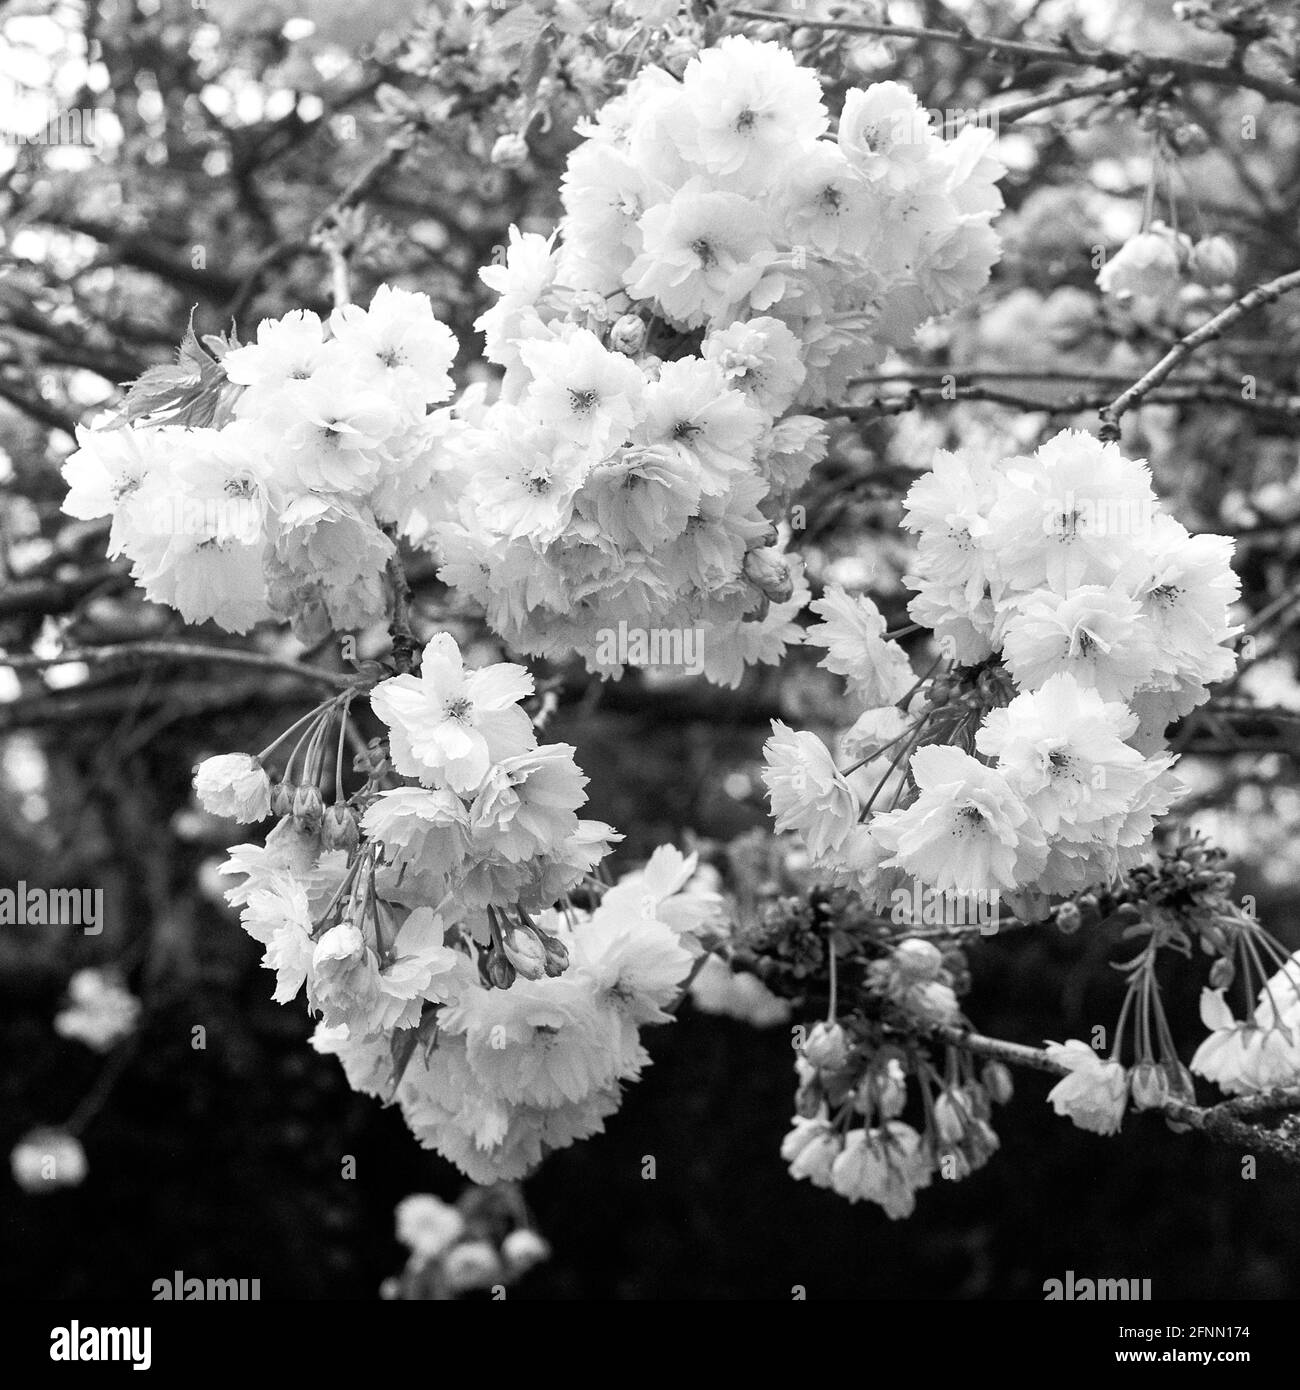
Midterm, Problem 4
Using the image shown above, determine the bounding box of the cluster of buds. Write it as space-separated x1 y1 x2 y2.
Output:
1091 829 1247 957
382 1186 551 1301
480 905 571 990
785 1000 1012 1217
1098 221 1238 317
194 690 366 838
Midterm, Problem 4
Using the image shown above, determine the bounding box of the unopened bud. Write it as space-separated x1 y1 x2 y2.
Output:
941 1146 972 1181
1161 1059 1197 1133
981 1060 1014 1105
1171 122 1209 156
292 784 324 829
271 781 296 817
501 1228 550 1276
1129 1059 1169 1110
934 1092 967 1145
487 949 517 991
1190 236 1240 287
742 546 794 603
876 1067 907 1119
1199 923 1228 954
1055 901 1083 934
1075 893 1101 927
1208 956 1235 990
490 132 529 169
501 926 547 981
609 314 647 356
539 932 570 978
964 1081 992 1122
321 802 359 853
802 1020 849 1072
892 938 943 982
794 1081 824 1119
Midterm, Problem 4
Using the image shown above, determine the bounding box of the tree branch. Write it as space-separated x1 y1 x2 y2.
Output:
731 9 1300 108
926 1023 1300 1165
1097 267 1300 441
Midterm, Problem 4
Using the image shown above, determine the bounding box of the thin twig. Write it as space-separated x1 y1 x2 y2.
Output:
1098 267 1300 441
731 9 1300 109
1 642 355 689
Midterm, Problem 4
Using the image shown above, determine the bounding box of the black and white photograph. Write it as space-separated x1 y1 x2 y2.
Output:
1 0 1298 1346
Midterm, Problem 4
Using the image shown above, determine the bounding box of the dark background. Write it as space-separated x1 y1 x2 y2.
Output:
3 705 1296 1302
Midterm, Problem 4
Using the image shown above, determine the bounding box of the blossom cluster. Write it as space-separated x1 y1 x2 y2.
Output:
195 633 715 1183
383 1189 550 1299
309 844 714 1183
1192 951 1300 1096
61 287 459 639
554 35 1005 400
1098 221 1237 318
764 429 1241 922
429 35 1004 683
781 940 1012 1220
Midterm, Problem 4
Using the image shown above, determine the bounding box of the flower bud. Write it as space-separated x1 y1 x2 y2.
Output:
502 1228 551 1276
271 780 296 816
1189 235 1237 288
892 938 943 983
940 1146 973 1181
966 1118 1001 1166
490 133 529 169
1208 956 1235 990
933 1092 967 1145
10 1128 88 1192
1171 122 1209 155
1129 1059 1169 1110
609 314 647 356
876 1064 908 1119
487 949 517 991
1199 923 1228 954
1055 901 1083 934
501 927 547 982
540 932 570 978
292 783 324 829
321 802 359 853
802 1020 849 1072
443 1239 503 1292
742 546 794 603
982 1060 1014 1105
963 1081 992 1122
794 1080 824 1119
1161 1059 1197 1133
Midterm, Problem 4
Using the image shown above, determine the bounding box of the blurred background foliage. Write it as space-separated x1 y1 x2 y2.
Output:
1 0 1298 1297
